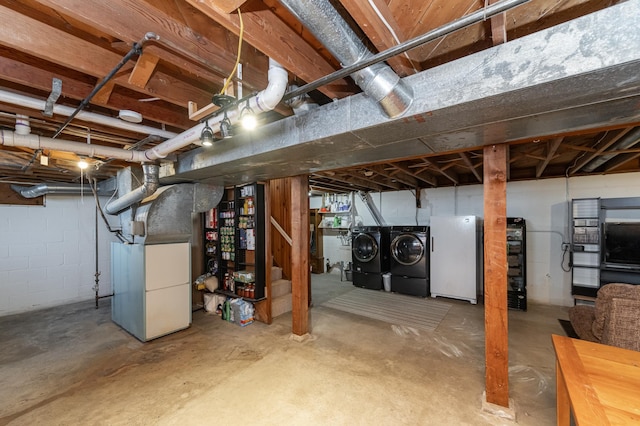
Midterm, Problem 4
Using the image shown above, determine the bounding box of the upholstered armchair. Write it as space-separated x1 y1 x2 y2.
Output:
568 283 640 351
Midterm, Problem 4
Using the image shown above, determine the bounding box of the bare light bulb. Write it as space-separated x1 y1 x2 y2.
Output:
241 113 257 130
78 159 89 169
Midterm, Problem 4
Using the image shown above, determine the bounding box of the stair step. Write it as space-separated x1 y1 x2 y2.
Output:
271 266 282 282
272 279 292 298
272 293 292 318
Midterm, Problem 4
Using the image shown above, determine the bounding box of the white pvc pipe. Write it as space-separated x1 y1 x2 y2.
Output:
143 58 288 160
0 130 148 162
14 114 31 135
0 89 177 139
0 58 288 164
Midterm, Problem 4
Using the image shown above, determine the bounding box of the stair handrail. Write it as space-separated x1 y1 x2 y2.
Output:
270 216 293 246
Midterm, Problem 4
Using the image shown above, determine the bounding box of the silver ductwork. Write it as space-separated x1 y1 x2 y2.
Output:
285 85 319 115
279 0 413 118
133 183 223 244
162 2 640 186
582 127 640 172
105 164 159 215
10 182 114 199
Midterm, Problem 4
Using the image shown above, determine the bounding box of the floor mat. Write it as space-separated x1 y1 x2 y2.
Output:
321 287 452 331
558 319 579 339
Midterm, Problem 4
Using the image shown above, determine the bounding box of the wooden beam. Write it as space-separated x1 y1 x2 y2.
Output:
569 128 635 175
490 0 507 45
459 152 482 182
377 164 419 187
290 175 310 336
483 144 509 408
337 0 419 77
421 157 458 185
390 163 437 187
309 182 367 193
185 0 348 100
212 0 249 14
0 55 193 129
313 172 388 192
35 0 267 91
128 52 160 89
0 4 211 108
535 137 563 178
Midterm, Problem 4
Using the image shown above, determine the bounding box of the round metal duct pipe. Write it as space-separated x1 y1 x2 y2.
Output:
279 0 413 118
105 164 160 215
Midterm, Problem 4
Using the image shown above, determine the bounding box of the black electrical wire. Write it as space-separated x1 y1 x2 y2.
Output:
52 33 158 139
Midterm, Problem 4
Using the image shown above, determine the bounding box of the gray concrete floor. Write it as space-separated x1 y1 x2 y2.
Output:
0 272 569 425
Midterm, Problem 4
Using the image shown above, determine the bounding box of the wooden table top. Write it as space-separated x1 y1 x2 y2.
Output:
552 334 640 425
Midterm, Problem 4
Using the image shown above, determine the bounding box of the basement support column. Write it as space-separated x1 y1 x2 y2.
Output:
291 175 310 336
483 144 509 407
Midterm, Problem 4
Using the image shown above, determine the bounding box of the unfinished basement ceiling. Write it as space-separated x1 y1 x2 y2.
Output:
0 0 638 194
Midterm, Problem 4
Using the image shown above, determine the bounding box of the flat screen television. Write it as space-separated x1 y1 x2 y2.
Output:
603 222 640 269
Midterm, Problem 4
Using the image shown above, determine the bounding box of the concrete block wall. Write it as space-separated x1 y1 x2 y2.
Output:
0 196 118 316
324 172 640 307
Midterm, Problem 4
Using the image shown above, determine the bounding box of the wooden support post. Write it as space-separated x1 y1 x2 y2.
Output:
483 144 509 407
290 175 310 335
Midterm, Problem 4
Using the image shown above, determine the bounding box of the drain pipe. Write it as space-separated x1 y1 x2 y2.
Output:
99 60 286 213
104 163 159 215
0 130 152 162
142 58 288 161
0 90 177 139
0 59 288 164
279 0 412 118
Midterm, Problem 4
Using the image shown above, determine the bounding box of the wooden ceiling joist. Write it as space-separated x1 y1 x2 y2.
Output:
458 152 482 183
35 0 268 90
185 0 348 100
535 137 563 178
337 0 420 77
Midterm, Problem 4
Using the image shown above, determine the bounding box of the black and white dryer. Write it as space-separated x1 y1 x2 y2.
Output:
351 226 390 290
389 226 430 297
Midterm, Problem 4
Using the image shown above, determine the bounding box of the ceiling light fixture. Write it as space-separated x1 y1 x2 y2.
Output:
118 109 143 123
220 112 233 139
240 100 257 130
78 158 89 169
200 120 214 147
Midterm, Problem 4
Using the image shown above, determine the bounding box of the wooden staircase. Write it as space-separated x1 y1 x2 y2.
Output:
271 265 292 318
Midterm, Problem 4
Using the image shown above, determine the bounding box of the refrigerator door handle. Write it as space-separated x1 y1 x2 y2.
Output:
431 236 434 252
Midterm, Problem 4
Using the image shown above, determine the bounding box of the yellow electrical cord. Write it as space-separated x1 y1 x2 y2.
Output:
219 8 244 95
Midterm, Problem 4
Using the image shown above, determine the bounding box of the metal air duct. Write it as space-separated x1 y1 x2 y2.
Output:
582 127 640 172
105 163 159 215
279 0 413 118
133 183 223 244
11 182 111 199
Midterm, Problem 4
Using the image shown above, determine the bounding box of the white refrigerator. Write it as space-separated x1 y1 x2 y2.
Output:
430 216 483 304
